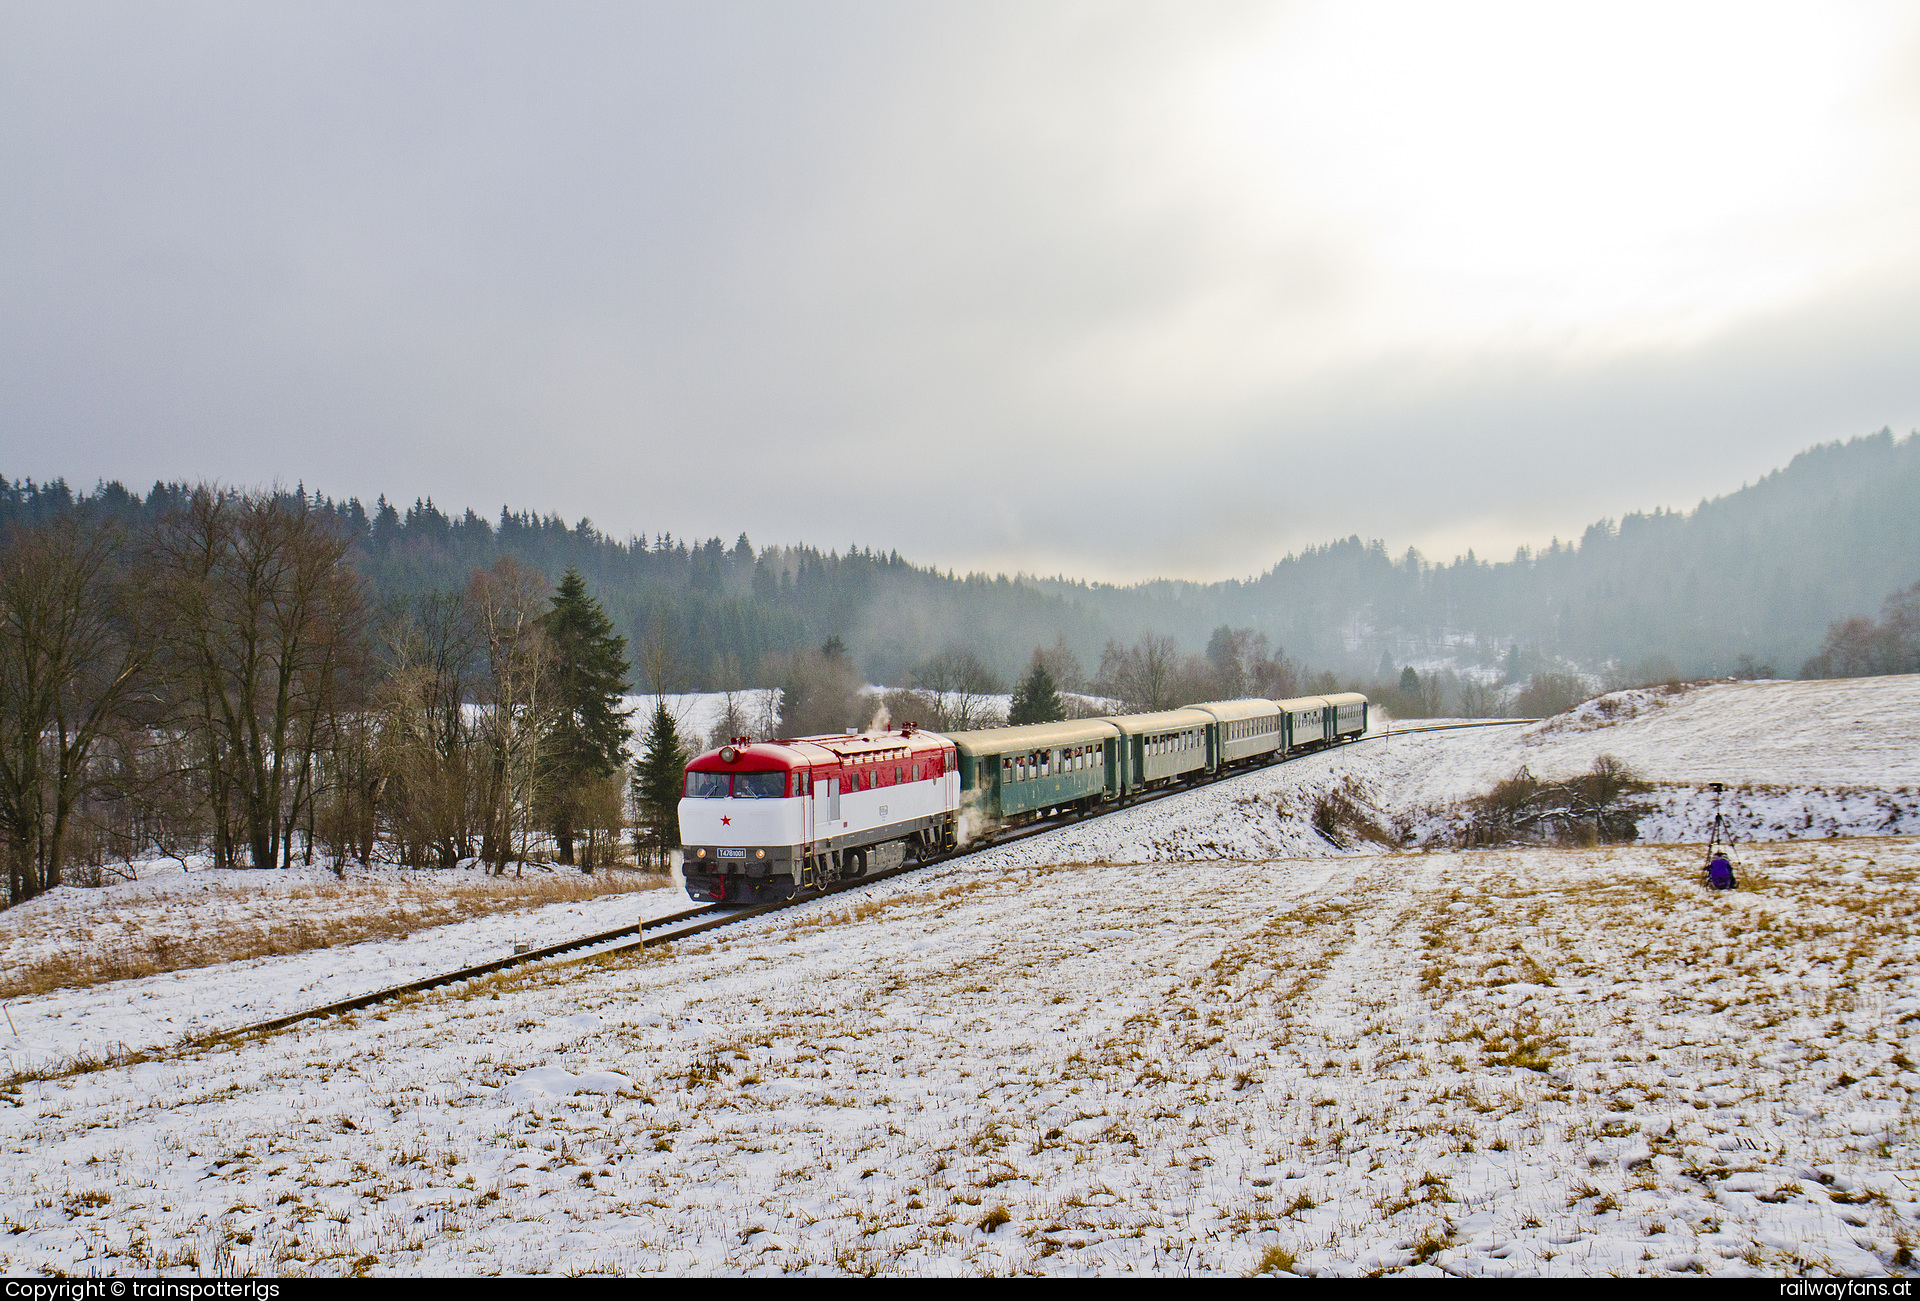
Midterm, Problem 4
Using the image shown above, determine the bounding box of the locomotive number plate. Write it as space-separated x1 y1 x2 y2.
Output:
716 848 747 859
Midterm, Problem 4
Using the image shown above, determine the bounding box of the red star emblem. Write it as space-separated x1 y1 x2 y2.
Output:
720 816 730 825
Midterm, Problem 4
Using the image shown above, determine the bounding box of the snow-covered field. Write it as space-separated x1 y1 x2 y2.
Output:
0 675 1915 1276
0 866 675 1074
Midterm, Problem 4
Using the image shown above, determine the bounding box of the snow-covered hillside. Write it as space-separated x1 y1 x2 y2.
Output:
0 675 1914 1276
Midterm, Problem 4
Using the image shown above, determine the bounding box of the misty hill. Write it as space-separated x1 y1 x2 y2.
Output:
4 429 1915 687
1034 427 1920 679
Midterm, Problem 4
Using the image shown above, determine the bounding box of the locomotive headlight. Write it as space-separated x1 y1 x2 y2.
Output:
755 849 766 859
696 848 706 858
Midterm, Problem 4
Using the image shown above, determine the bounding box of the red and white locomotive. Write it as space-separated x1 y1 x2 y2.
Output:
678 727 960 903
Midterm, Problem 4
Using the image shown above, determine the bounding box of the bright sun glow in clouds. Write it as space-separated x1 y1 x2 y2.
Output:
1224 0 1918 352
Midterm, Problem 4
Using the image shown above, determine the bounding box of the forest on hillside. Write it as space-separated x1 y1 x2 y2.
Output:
4 429 1915 695
4 435 1914 896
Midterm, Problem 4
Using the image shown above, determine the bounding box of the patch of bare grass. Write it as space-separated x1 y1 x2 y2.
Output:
0 870 663 1000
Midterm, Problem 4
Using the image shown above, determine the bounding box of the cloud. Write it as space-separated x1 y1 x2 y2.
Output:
3 1 1918 582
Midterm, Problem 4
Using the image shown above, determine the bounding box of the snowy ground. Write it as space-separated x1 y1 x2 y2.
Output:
0 866 675 1074
1 675 1915 1276
1 836 1914 1276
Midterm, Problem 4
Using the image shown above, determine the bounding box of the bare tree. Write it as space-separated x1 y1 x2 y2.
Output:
468 557 553 872
1095 632 1181 712
1246 633 1300 700
1034 634 1084 697
1456 676 1502 719
1205 625 1252 697
763 638 863 736
375 592 483 867
576 770 627 870
150 490 364 870
706 651 751 746
0 518 152 903
910 647 1005 731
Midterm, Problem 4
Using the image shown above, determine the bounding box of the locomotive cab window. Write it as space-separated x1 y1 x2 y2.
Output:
686 771 729 798
733 771 785 799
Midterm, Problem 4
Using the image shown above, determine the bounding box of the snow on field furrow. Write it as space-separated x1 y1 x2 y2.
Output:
1 677 1917 1275
7 837 1916 1276
1373 675 1920 800
0 885 679 1073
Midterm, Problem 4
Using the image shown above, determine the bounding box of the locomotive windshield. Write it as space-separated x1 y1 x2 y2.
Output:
733 771 786 798
685 771 729 798
684 770 788 798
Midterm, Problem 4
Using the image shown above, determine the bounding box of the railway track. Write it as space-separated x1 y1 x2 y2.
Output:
207 716 1535 1046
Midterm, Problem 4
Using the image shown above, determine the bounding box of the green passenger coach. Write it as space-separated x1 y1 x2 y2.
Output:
947 718 1123 825
1105 708 1217 792
1192 697 1285 768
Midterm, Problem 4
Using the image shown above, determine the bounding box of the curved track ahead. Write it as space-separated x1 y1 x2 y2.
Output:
205 717 1535 1046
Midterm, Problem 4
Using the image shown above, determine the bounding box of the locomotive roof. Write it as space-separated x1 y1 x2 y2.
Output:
790 729 954 761
684 741 813 772
1321 692 1369 708
1274 695 1331 712
685 728 953 773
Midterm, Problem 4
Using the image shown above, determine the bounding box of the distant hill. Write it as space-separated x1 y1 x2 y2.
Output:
4 428 1915 686
1033 427 1920 680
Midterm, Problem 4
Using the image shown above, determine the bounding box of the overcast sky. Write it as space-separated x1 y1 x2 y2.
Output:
5 1 1919 582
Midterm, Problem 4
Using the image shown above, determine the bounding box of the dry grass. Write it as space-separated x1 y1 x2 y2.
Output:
0 869 663 1000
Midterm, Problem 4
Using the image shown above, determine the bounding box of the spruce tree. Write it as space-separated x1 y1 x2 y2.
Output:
632 701 688 872
542 568 632 863
1008 656 1064 726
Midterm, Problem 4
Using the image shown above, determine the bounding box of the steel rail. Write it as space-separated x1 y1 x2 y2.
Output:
202 902 719 1043
207 716 1537 1044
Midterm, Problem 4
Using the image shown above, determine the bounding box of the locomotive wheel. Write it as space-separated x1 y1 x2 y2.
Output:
849 847 868 878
